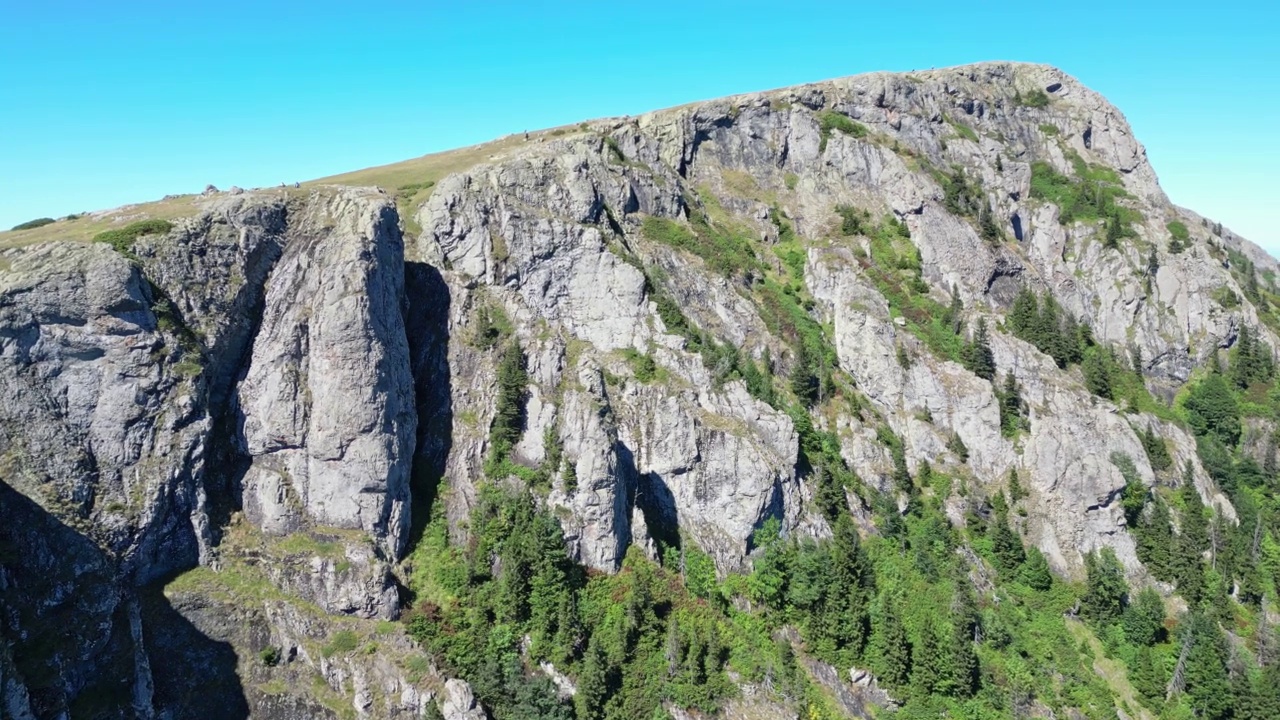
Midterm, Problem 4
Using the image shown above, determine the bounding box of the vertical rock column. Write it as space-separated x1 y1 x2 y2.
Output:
238 190 416 557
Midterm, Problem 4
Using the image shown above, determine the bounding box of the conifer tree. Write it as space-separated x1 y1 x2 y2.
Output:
1020 546 1053 591
998 373 1024 436
1123 587 1166 646
1006 468 1026 504
1247 661 1280 720
1181 612 1235 720
789 342 819 405
945 286 964 335
1130 645 1165 702
1140 425 1173 471
990 511 1025 573
576 637 610 720
1082 349 1113 399
963 317 996 380
1008 287 1039 337
871 598 912 692
1184 373 1241 445
1081 548 1128 625
1134 495 1175 581
911 622 943 696
946 616 979 698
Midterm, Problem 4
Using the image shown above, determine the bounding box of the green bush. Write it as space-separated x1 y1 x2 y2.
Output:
1029 157 1138 244
620 348 659 383
93 219 173 254
1017 89 1051 108
396 181 435 201
321 631 359 658
259 646 281 667
11 217 55 231
640 214 759 277
817 110 867 152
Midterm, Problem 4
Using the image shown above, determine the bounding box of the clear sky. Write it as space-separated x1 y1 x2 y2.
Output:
2 1 1276 251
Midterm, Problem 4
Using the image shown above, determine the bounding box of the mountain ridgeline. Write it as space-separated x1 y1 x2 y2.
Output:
4 62 1280 720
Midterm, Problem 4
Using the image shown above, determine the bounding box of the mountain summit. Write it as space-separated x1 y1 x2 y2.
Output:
4 62 1278 719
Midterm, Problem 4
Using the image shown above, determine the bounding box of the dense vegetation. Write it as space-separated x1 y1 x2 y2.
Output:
1029 153 1140 246
400 163 1280 720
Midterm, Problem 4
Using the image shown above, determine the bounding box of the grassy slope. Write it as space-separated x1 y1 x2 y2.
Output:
0 122 590 252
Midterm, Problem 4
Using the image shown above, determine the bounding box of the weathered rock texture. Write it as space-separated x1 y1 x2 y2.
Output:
1 61 1274 717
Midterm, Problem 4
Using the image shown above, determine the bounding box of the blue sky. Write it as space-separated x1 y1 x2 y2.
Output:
2 1 1276 251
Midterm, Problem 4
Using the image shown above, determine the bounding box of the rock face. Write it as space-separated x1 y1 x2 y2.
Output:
1 61 1275 716
237 192 415 558
0 188 420 717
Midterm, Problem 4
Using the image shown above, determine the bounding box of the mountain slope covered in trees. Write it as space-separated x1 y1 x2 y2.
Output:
4 62 1280 720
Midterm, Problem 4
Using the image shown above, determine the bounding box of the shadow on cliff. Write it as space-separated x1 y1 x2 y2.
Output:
137 580 251 720
0 481 248 719
616 443 683 557
404 262 454 551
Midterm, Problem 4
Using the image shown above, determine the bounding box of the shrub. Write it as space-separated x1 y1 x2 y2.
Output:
621 348 659 383
259 646 281 667
1017 89 1051 108
817 110 868 152
93 219 173 254
640 214 759 277
1029 158 1138 244
11 217 55 231
1211 286 1241 309
321 630 359 658
396 181 435 200
1038 123 1060 136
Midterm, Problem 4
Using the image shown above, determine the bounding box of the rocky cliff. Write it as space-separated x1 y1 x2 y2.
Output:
1 61 1275 719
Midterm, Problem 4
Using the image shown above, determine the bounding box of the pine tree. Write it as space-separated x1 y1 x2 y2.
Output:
1140 425 1173 471
1020 546 1053 590
1179 478 1210 555
789 342 819 405
1184 373 1241 445
997 373 1024 436
1233 324 1257 389
576 636 610 720
1082 349 1113 399
990 511 1025 573
1007 468 1026 504
872 598 912 692
911 622 943 696
1130 644 1165 702
1134 495 1175 581
1104 214 1123 249
944 287 964 335
825 516 873 655
1008 287 1039 337
891 444 914 497
485 341 529 476
1081 548 1128 625
1181 612 1235 720
1123 587 1166 646
1247 662 1280 720
963 318 996 380
946 616 979 698
1172 478 1209 603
